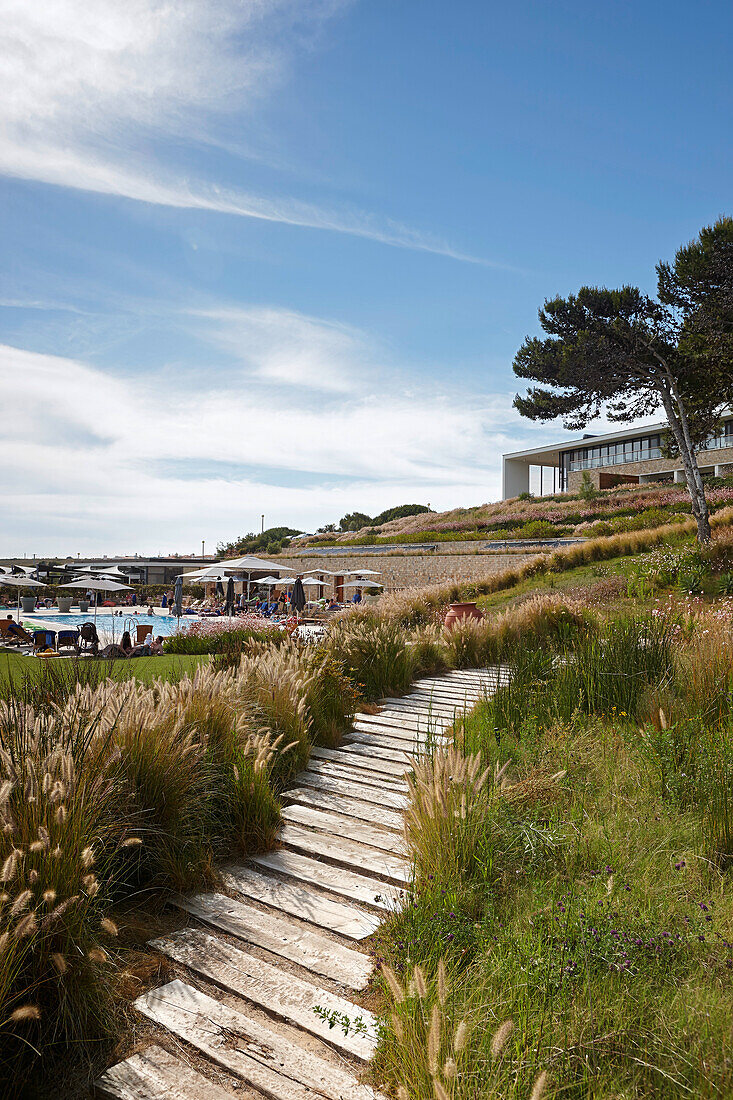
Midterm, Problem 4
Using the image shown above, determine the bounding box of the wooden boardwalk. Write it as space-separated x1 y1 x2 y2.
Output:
96 668 501 1100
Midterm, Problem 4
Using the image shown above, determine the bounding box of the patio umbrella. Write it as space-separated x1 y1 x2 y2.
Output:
60 575 133 623
0 574 46 621
301 576 327 586
342 579 383 588
290 577 306 615
225 576 235 616
344 569 382 576
173 575 183 620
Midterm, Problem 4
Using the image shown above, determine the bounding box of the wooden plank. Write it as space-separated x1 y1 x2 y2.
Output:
310 745 408 774
221 865 379 940
404 689 481 705
96 1044 234 1100
293 771 407 810
282 804 407 856
151 928 378 1061
277 823 411 885
303 762 407 793
344 743 413 766
381 696 468 716
349 726 442 750
135 981 385 1100
357 710 450 730
351 719 445 744
308 754 408 783
374 707 453 725
172 892 372 989
253 849 403 910
284 788 404 832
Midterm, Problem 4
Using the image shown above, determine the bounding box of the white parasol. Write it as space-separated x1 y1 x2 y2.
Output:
0 573 47 622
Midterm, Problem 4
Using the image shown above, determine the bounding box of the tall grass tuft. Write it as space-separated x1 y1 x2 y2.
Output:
326 616 416 700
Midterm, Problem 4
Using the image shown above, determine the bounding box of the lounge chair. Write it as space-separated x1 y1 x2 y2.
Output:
0 619 34 647
135 624 153 645
77 622 100 656
33 630 57 654
57 629 80 653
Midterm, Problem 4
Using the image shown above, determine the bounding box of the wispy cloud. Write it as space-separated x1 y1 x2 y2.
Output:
0 316 532 553
0 1 488 263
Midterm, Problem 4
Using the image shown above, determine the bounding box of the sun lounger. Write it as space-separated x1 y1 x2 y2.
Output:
33 629 57 654
135 624 153 645
0 619 34 646
57 629 80 653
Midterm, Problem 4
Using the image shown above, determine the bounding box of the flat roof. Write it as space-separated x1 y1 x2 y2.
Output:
504 420 668 463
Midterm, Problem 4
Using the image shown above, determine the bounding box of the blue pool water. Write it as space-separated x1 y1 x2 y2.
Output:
24 613 198 638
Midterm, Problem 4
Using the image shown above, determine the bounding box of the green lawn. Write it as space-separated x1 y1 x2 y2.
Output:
0 650 208 690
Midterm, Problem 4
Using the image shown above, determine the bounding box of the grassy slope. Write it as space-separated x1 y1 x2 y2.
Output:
371 536 733 1099
0 650 207 690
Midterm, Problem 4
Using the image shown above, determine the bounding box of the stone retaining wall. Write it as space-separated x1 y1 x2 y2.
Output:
278 550 537 592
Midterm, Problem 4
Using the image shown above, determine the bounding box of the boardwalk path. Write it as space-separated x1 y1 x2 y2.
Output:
96 668 504 1100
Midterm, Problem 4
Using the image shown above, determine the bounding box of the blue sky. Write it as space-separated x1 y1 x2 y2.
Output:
1 0 731 555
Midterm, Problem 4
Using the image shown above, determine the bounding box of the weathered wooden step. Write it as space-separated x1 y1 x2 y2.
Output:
135 981 385 1100
380 697 467 717
349 727 445 751
357 710 450 731
252 848 404 910
151 928 378 1060
351 721 445 746
293 771 407 810
221 865 379 940
374 709 453 727
285 788 404 832
348 728 442 753
303 761 407 793
311 745 408 774
96 1043 234 1100
277 823 411 885
344 743 412 766
282 804 407 856
172 892 371 989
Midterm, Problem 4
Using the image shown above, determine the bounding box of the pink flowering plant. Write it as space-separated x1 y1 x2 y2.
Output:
165 614 283 654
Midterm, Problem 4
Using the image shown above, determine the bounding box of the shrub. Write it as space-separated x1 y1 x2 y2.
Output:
164 616 281 655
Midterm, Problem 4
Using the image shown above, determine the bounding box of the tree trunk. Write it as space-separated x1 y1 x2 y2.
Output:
658 384 712 543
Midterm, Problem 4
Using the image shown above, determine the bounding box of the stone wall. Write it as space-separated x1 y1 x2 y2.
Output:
278 549 537 593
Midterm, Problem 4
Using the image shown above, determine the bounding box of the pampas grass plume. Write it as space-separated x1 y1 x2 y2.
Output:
490 1018 514 1060
530 1071 548 1100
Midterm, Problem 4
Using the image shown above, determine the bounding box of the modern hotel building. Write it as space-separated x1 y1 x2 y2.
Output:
502 417 733 499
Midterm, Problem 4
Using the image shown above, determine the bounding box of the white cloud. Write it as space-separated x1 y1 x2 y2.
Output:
0 0 486 262
0 318 535 554
194 306 373 392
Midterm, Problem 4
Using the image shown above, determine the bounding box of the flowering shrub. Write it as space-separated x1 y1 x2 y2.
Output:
165 615 282 654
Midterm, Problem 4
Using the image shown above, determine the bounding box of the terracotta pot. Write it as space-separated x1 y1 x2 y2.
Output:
444 602 483 629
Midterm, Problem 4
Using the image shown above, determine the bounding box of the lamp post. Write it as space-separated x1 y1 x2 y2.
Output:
261 514 265 534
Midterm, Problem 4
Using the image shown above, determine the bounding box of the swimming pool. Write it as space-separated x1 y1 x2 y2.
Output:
24 613 198 639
